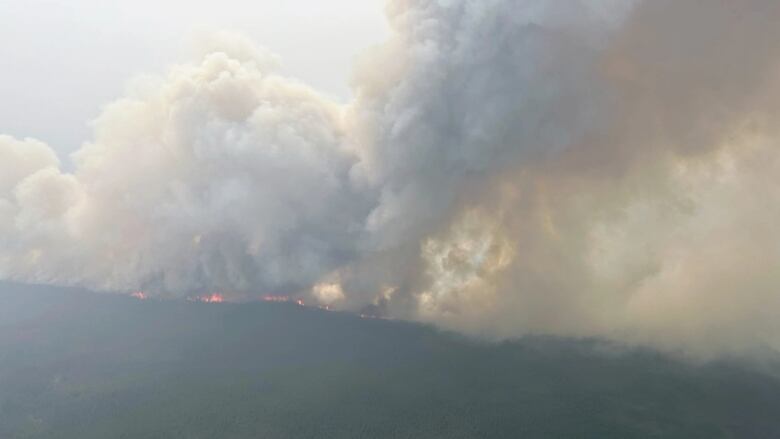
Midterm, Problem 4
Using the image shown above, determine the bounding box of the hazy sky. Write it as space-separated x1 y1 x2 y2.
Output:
0 0 389 158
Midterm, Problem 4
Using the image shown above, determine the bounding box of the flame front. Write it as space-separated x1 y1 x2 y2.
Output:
198 293 225 303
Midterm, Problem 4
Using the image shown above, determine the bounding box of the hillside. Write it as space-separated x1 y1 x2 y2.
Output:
1 283 779 438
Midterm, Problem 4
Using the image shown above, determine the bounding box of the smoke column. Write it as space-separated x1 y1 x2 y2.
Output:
2 0 780 357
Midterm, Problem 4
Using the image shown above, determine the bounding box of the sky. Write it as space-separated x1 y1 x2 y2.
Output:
0 0 389 159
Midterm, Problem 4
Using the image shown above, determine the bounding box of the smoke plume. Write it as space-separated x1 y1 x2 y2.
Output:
3 0 780 357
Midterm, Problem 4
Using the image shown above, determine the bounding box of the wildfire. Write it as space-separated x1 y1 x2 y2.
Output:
197 293 225 303
130 291 148 300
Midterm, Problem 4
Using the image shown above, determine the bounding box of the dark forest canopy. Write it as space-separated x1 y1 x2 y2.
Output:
1 283 779 438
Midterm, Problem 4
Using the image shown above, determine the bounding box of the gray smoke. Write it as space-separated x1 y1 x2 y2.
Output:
2 0 780 357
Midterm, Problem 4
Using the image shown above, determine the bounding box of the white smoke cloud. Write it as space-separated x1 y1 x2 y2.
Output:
1 40 367 295
2 0 780 357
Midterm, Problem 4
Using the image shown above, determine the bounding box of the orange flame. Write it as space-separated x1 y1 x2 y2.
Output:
130 291 148 300
198 293 225 303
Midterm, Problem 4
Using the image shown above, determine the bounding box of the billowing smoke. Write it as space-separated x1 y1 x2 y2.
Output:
3 0 780 357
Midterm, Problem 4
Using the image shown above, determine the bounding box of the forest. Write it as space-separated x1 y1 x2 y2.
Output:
1 283 779 438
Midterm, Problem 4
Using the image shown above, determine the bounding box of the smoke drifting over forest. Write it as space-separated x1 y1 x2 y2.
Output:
2 0 780 357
